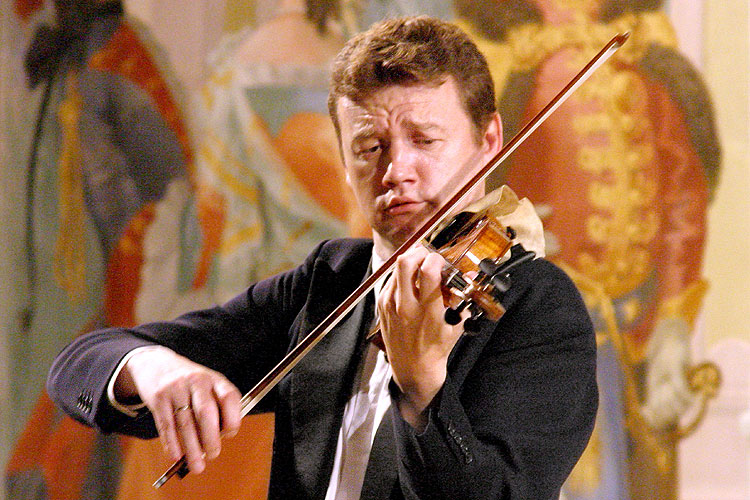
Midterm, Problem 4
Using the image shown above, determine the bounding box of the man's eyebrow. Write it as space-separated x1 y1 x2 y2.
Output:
403 118 444 133
351 122 377 142
350 117 445 143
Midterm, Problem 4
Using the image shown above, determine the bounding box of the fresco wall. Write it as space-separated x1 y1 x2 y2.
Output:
1 0 747 499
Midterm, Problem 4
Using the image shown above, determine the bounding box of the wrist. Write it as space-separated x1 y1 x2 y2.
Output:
113 362 139 402
391 378 442 431
107 345 164 414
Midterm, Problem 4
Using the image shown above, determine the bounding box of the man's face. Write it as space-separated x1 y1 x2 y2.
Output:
336 77 501 256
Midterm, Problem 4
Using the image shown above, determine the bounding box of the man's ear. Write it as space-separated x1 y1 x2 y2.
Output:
483 112 503 158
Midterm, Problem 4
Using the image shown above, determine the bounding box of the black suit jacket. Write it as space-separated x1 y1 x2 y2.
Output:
48 238 597 499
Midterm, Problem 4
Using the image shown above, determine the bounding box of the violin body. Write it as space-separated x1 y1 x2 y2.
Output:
367 209 535 351
432 211 514 322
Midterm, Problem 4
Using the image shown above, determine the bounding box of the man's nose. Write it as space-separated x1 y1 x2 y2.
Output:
381 142 418 187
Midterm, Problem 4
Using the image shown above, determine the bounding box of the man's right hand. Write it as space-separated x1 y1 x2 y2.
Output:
114 347 242 474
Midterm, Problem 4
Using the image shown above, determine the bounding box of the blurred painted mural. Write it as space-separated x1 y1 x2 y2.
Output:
1 1 747 500
456 1 721 498
4 1 197 499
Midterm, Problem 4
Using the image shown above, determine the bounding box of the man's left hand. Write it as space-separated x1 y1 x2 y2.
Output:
377 246 463 429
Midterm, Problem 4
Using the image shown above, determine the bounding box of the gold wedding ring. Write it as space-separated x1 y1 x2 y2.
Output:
173 404 191 416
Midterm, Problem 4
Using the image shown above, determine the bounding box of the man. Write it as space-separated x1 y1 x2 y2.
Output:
47 16 597 499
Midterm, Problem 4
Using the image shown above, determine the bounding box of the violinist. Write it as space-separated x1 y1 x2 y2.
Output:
47 15 597 499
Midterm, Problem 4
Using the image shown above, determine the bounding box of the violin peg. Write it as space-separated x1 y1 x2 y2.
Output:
463 310 485 334
491 273 511 294
444 305 464 325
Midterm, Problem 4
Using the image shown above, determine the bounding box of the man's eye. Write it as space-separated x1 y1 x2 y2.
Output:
415 137 437 146
356 143 381 156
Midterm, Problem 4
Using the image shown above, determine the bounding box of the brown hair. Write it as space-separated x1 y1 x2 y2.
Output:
327 16 496 143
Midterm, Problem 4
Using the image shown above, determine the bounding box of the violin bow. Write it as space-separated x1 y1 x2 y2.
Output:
153 31 629 489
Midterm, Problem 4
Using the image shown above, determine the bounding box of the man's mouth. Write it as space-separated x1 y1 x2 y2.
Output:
384 197 424 216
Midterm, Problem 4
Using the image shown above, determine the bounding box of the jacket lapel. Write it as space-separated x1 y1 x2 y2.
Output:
448 318 497 387
289 263 374 498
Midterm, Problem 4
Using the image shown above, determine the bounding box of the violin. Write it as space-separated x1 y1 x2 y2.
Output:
366 208 536 352
153 31 629 489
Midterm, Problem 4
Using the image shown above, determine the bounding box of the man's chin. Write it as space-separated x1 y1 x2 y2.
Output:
375 211 435 248
383 225 422 250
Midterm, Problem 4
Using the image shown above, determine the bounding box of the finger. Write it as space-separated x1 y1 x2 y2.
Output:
174 403 207 474
380 268 396 299
190 384 222 460
394 248 426 303
377 269 395 318
417 252 445 304
151 394 184 462
214 377 241 439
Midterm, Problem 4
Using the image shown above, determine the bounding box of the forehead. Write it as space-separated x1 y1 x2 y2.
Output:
335 78 470 136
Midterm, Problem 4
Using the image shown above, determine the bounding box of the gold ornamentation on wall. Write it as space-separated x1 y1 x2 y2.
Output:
457 10 678 96
572 61 659 298
55 72 87 304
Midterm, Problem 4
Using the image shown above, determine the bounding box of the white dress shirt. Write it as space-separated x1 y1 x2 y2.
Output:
324 251 393 500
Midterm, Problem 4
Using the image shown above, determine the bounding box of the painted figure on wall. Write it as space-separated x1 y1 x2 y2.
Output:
455 0 721 498
5 0 195 498
115 1 362 498
193 0 364 301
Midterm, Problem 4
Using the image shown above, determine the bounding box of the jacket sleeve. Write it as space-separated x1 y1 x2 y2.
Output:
391 258 598 500
46 240 328 437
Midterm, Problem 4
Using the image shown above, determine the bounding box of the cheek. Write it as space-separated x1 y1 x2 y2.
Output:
343 167 377 211
448 145 484 181
348 163 379 191
419 158 457 192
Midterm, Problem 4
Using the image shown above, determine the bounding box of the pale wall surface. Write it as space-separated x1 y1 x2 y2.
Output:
701 0 750 349
676 0 750 498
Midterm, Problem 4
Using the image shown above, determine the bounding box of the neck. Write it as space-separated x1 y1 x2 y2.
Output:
372 232 401 263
